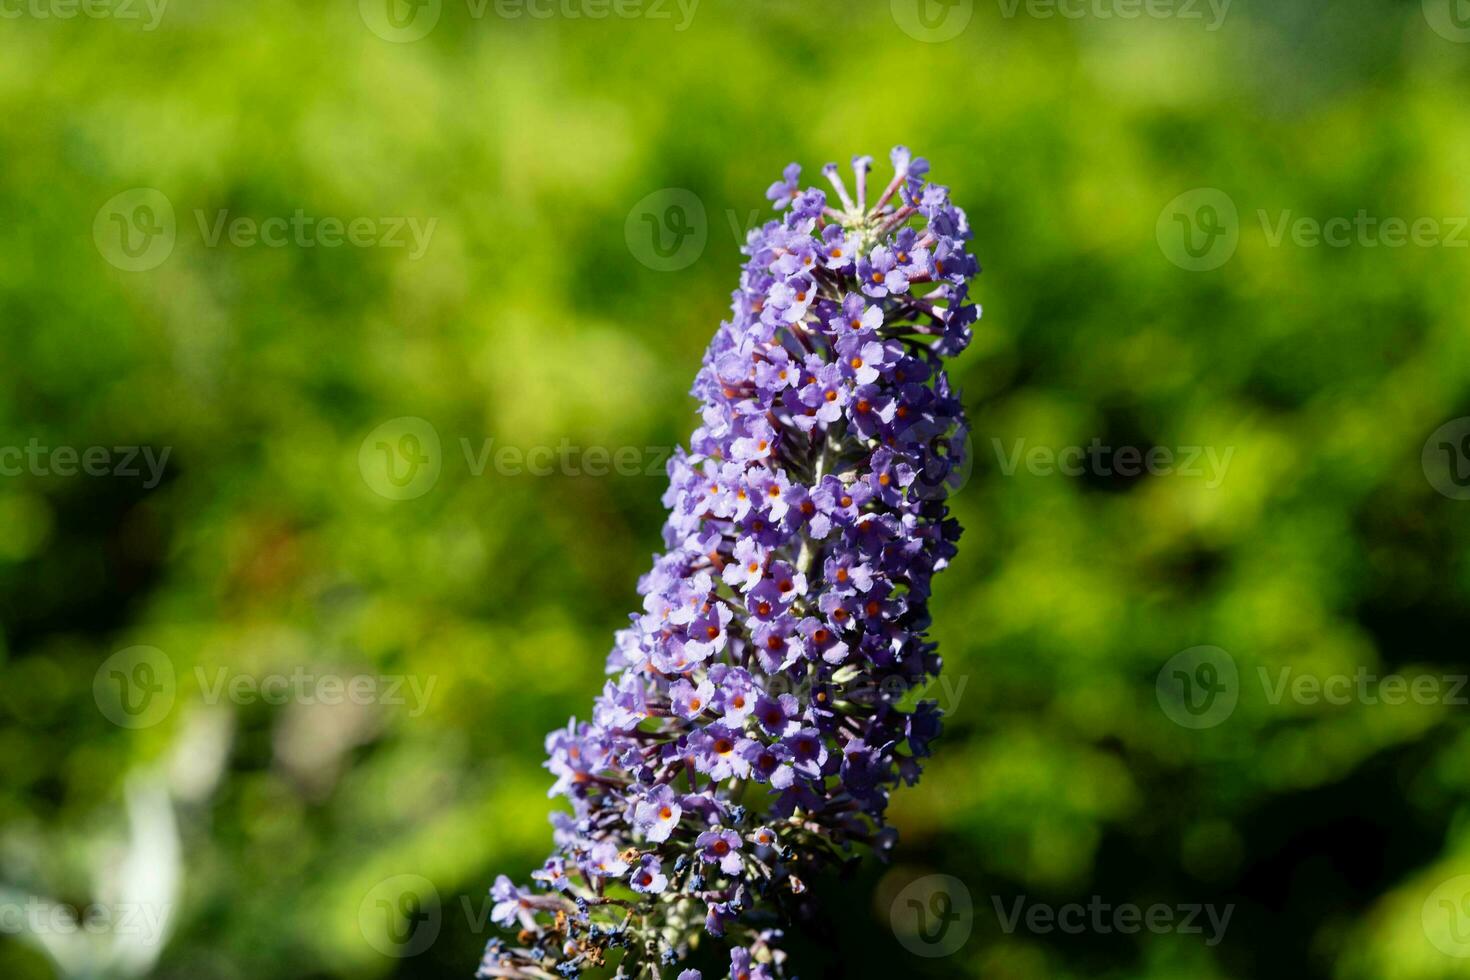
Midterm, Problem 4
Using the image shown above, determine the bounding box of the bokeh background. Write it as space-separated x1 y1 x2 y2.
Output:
4 0 1470 977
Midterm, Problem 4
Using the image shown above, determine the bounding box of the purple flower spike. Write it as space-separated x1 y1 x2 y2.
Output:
478 148 977 979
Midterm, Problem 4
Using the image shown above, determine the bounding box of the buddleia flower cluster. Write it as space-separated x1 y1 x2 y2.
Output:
479 147 978 979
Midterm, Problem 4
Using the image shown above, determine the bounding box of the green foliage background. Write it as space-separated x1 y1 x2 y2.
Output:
3 0 1470 977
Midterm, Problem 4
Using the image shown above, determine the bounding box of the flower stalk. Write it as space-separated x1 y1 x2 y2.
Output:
480 147 978 980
